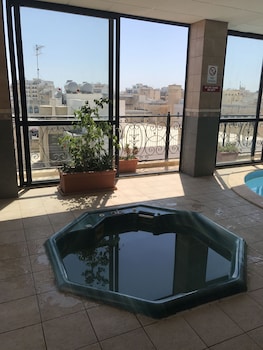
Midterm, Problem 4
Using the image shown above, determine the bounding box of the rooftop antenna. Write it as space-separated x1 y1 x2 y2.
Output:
35 44 44 80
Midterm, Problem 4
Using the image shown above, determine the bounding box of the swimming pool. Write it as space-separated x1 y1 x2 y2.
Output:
245 170 263 196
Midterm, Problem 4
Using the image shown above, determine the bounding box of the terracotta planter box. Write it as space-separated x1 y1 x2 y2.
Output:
119 158 138 173
216 152 239 163
59 169 117 195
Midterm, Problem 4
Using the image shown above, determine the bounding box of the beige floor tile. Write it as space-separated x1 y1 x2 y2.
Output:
0 273 35 303
87 304 140 341
247 247 263 265
19 202 47 217
251 260 263 276
0 256 31 279
47 211 76 230
0 295 40 333
231 215 263 229
22 215 51 229
250 240 263 256
101 328 155 350
0 206 22 221
219 294 263 331
0 241 28 259
209 333 261 350
38 289 84 321
135 313 158 327
20 187 50 196
247 325 263 348
27 237 47 255
0 324 45 350
43 311 97 350
247 269 263 291
42 202 69 215
19 204 47 215
238 227 263 245
82 298 101 310
79 344 102 350
24 224 54 241
30 252 51 272
183 303 243 346
144 315 206 350
249 288 263 307
0 228 25 244
55 193 115 212
0 218 23 231
33 267 56 294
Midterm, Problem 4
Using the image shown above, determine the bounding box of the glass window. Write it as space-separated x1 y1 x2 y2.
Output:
120 18 188 117
20 8 109 118
221 36 263 119
119 19 188 162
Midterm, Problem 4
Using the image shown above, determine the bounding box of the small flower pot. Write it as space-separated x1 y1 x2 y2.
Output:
119 159 138 173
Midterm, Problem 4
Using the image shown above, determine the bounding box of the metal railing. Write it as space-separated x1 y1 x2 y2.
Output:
119 113 182 161
217 115 263 163
14 113 263 184
26 114 183 167
14 113 183 184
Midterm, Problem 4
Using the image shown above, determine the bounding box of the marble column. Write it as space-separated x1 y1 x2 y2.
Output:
180 20 228 176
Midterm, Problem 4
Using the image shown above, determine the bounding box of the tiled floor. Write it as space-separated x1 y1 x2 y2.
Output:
1 165 263 349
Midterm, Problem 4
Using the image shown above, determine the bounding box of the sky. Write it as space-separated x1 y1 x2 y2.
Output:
17 7 188 92
6 6 263 93
223 36 263 91
20 9 109 89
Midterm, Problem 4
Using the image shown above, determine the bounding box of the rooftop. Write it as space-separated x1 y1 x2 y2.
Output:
1 165 263 349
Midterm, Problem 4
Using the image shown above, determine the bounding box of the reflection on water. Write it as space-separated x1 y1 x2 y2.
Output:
60 228 231 301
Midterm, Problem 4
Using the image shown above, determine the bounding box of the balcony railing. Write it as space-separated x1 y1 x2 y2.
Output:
119 114 182 161
14 113 183 183
14 113 263 184
217 116 263 163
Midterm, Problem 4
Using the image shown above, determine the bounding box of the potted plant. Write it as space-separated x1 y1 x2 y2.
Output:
58 98 118 195
216 142 239 162
119 143 139 173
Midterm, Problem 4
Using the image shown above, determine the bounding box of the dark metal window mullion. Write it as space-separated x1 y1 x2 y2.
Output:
251 60 263 160
115 17 120 174
6 2 24 186
109 17 120 172
13 4 32 185
108 19 114 157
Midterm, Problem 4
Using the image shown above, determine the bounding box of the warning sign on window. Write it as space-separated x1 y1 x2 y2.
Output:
207 65 218 84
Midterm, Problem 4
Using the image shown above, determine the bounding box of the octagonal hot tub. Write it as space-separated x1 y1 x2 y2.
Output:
45 205 246 318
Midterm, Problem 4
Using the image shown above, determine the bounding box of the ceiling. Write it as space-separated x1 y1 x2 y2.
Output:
38 0 263 35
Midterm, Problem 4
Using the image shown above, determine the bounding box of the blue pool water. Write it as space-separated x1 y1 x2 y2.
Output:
245 170 263 196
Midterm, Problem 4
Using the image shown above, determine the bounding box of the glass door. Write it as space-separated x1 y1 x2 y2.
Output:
6 1 117 185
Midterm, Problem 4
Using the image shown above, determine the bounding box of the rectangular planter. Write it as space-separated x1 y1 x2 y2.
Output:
119 159 138 173
59 169 117 195
216 152 238 163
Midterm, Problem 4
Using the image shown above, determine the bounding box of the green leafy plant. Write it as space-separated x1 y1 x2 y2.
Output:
59 98 118 173
217 143 239 153
121 143 139 160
